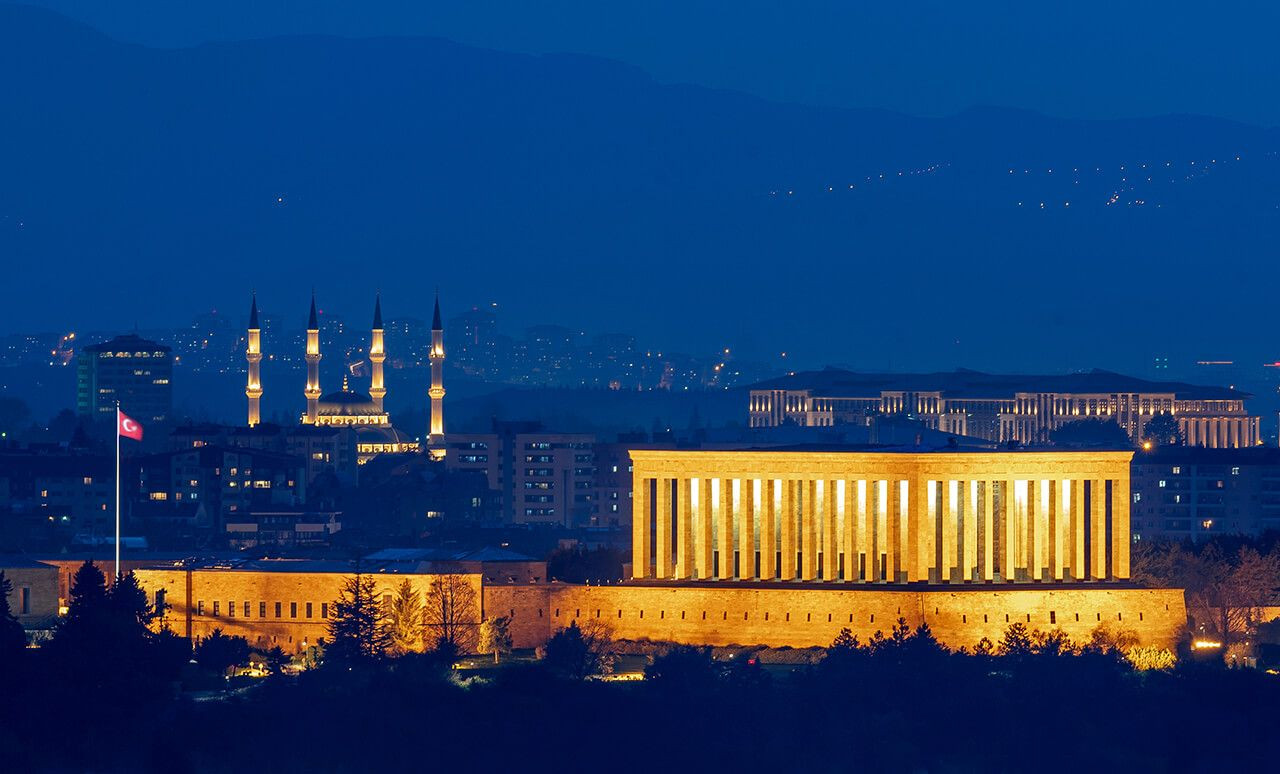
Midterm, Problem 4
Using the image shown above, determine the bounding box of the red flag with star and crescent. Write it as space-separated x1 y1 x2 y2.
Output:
118 409 143 442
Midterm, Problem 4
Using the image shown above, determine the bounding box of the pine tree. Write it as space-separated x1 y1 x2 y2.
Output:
387 579 423 655
50 560 109 653
194 628 251 676
998 622 1034 657
326 573 391 664
0 571 27 658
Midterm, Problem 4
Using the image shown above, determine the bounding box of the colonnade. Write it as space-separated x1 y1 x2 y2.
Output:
631 450 1133 584
1181 416 1259 448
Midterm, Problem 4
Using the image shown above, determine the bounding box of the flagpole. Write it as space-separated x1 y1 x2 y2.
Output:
115 402 121 580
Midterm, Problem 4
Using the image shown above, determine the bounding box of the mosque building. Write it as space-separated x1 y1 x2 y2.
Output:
244 292 447 464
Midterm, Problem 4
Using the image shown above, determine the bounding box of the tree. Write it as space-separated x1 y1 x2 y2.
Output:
542 619 615 679
1205 546 1280 647
194 628 251 676
543 621 599 679
1141 541 1280 650
1032 629 1076 657
1050 419 1132 448
1142 412 1184 447
422 575 479 653
1085 622 1139 654
261 646 291 677
326 572 391 664
997 622 1034 657
46 562 181 693
1124 646 1176 671
386 579 423 655
644 645 718 691
478 615 513 664
0 571 27 658
108 571 158 631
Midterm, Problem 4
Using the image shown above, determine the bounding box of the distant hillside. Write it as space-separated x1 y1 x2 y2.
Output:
2 4 1278 372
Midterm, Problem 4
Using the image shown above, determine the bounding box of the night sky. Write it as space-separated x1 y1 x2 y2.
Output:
3 2 1279 374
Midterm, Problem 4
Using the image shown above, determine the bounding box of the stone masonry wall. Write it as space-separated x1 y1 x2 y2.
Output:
543 584 1187 651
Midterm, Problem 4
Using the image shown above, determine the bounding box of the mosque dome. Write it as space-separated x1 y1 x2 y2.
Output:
315 375 385 419
316 389 382 417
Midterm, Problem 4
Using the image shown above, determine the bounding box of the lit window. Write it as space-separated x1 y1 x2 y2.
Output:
1158 480 1166 488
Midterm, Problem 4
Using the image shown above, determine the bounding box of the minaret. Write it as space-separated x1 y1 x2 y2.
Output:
368 293 386 412
245 292 263 426
304 294 321 423
427 291 446 459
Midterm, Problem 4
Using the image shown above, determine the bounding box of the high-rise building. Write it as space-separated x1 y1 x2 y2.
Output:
76 333 173 425
443 421 595 525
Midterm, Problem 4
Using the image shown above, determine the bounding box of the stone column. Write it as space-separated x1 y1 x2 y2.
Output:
860 480 874 582
632 475 649 579
1111 475 1130 579
779 479 796 580
906 477 925 583
1002 480 1018 582
697 477 713 580
943 480 959 583
823 480 838 581
890 479 905 583
760 479 776 580
740 479 756 581
1090 479 1107 580
842 480 857 581
717 478 734 580
1048 479 1061 581
980 481 994 581
924 480 939 582
676 478 693 579
1071 479 1087 581
802 479 818 581
1029 479 1042 581
655 477 671 579
964 480 978 582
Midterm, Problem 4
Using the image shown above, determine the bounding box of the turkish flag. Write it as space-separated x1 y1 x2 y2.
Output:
118 410 144 442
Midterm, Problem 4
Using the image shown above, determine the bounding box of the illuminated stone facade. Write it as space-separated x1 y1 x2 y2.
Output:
749 369 1260 448
631 448 1132 585
116 447 1195 655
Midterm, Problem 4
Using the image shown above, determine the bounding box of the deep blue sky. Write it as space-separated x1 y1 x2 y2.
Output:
21 1 1280 126
3 2 1279 380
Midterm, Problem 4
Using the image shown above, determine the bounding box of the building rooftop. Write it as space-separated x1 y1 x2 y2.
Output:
83 333 171 354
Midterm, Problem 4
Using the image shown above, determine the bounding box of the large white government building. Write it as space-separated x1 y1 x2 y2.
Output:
748 369 1260 449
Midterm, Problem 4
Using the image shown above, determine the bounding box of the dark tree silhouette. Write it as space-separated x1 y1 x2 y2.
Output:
998 622 1034 656
195 628 251 676
0 571 27 658
544 621 606 679
644 645 718 692
1051 418 1132 448
1143 412 1184 446
326 573 391 664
